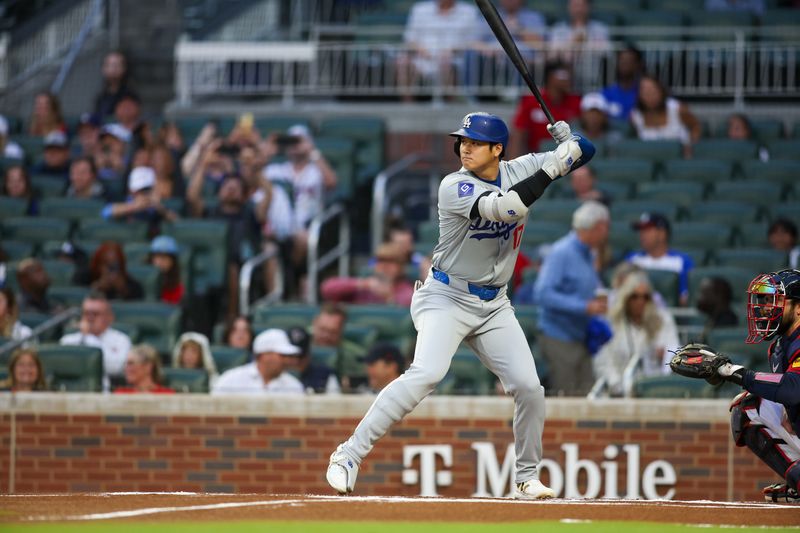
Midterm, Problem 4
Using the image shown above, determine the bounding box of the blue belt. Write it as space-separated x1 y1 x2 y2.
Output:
431 267 501 301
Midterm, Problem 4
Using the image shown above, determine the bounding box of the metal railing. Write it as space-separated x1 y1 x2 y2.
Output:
0 307 80 358
173 35 800 105
238 242 284 316
51 0 104 94
306 203 351 305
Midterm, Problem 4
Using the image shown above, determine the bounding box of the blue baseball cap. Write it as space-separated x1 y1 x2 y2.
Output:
150 235 179 255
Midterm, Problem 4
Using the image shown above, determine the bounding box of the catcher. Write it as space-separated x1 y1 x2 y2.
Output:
670 268 800 503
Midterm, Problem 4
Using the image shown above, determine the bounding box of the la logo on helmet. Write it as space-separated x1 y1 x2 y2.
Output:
463 116 472 128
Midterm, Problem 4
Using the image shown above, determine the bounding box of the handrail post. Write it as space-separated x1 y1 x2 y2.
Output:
306 203 348 305
238 243 284 316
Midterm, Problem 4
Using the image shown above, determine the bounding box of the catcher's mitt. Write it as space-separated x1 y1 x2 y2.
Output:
669 343 731 386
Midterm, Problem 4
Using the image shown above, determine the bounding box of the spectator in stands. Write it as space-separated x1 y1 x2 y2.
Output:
0 348 47 392
148 144 182 200
384 221 426 270
102 166 178 236
593 271 681 396
0 115 24 160
705 0 765 16
28 92 66 137
50 241 91 287
578 92 619 144
359 342 405 394
66 156 106 200
726 113 754 141
113 92 142 139
630 75 701 157
2 164 38 215
224 315 254 352
768 218 800 270
181 123 222 185
0 286 32 342
34 131 71 180
565 165 610 205
95 124 130 182
601 45 644 122
172 331 218 385
88 242 144 301
94 51 132 122
533 201 610 396
147 236 184 305
396 0 480 103
16 259 58 314
548 0 611 88
212 329 304 395
60 292 132 391
626 212 694 306
511 61 582 154
696 276 738 341
115 344 175 394
321 243 414 306
311 303 366 392
285 326 340 394
73 112 101 158
156 121 185 156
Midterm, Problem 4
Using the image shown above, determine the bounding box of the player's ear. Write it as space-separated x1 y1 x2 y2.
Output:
492 143 503 158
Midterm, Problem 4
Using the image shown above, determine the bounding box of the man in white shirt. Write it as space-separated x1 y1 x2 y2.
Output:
212 329 305 395
60 292 132 391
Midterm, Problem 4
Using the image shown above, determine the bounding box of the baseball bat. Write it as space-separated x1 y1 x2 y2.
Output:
475 0 555 125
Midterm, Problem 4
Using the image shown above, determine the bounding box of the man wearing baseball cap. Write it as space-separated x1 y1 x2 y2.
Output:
626 212 694 306
101 166 178 235
359 342 405 394
285 326 341 394
34 131 71 179
212 329 305 395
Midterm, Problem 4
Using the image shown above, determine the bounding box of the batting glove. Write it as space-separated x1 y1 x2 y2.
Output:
541 138 582 180
546 121 572 144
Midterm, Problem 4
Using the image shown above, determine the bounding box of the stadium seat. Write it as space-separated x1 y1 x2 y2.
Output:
633 374 715 399
621 10 685 29
647 0 693 12
686 10 753 40
345 305 414 342
532 0 567 22
707 328 762 365
14 136 44 166
40 260 76 287
735 222 769 248
37 344 103 392
30 175 66 198
689 266 754 306
319 117 385 185
255 116 311 135
77 219 149 242
608 141 683 164
590 10 619 26
760 9 800 43
611 200 679 224
710 182 782 210
608 220 642 255
126 264 162 301
681 247 709 267
662 159 734 184
175 116 213 142
769 205 798 224
515 305 539 340
528 199 581 224
595 180 633 201
210 345 249 374
311 345 338 370
593 0 643 13
714 248 788 272
164 220 228 294
670 222 732 250
739 160 796 189
342 324 379 349
0 197 28 219
252 303 319 330
38 198 104 227
162 367 209 393
591 159 655 184
1 217 70 246
417 220 439 246
48 286 90 308
645 269 680 307
685 201 758 225
437 348 495 396
315 137 356 201
0 240 34 261
40 239 101 260
110 302 182 355
693 140 758 163
749 119 785 142
636 181 705 209
521 220 569 249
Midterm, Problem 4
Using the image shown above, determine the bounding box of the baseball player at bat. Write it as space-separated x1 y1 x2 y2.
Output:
670 269 800 503
326 113 594 499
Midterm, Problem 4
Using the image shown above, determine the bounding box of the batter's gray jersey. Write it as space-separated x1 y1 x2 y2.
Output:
432 153 548 287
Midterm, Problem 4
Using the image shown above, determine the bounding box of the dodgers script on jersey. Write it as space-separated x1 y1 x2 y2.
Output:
433 152 549 287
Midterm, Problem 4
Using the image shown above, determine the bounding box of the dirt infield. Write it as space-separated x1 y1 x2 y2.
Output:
1 493 798 527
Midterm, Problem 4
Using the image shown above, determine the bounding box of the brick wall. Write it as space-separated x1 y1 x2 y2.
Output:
0 394 777 500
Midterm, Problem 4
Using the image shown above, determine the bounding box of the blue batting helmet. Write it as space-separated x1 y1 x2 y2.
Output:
449 112 509 156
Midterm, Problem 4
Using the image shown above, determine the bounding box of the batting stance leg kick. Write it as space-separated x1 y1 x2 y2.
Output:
326 112 594 498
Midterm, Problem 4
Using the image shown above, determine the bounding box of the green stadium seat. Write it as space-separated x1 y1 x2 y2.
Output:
437 348 495 396
345 305 414 342
77 219 149 242
531 0 567 22
48 285 90 308
670 222 732 250
590 11 619 26
740 160 796 189
645 269 681 307
417 220 439 246
636 181 705 209
608 220 642 256
40 259 76 287
633 374 715 398
254 116 311 135
750 119 785 142
319 117 385 185
38 198 104 226
611 140 684 164
687 201 758 224
40 240 102 260
595 180 632 201
311 345 338 370
111 302 182 355
37 344 103 392
1 217 69 246
689 266 754 306
163 367 209 393
735 222 769 248
175 116 212 143
521 220 569 249
0 240 34 261
662 159 734 184
769 205 798 224
210 345 249 374
14 136 44 166
593 0 643 13
707 328 761 365
714 248 788 272
164 220 228 294
342 324 379 349
126 264 162 301
686 10 753 40
711 182 782 210
693 140 758 163
760 9 800 43
611 200 679 224
621 11 685 42
315 137 356 201
681 247 710 267
647 0 693 11
591 159 656 184
0 197 28 219
252 303 319 330
528 199 581 224
30 175 66 198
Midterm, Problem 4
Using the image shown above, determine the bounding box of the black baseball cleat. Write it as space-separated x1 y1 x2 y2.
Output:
762 483 800 503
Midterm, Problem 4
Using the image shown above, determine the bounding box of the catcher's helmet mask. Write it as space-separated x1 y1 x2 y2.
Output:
450 112 509 159
746 269 800 343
